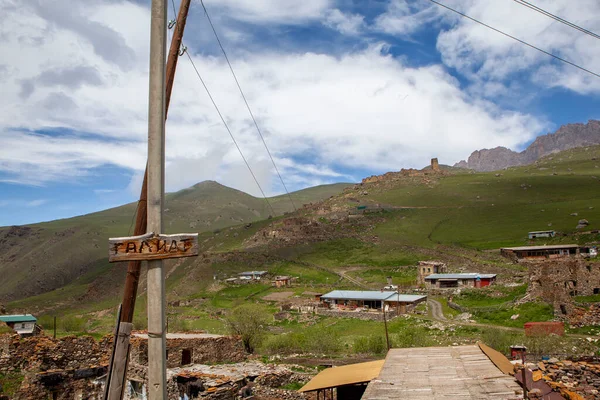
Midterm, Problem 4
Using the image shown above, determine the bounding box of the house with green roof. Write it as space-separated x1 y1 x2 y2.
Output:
0 314 39 336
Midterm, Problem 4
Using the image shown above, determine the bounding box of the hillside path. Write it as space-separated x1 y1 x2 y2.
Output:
428 299 446 321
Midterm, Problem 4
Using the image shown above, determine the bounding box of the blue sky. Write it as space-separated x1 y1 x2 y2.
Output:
1 0 600 226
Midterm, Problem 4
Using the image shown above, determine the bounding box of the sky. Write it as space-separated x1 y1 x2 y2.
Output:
2 0 600 226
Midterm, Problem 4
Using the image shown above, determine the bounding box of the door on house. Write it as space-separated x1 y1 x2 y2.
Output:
181 349 192 366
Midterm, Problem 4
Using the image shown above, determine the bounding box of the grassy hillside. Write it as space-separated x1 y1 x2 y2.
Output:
4 146 600 358
0 181 350 302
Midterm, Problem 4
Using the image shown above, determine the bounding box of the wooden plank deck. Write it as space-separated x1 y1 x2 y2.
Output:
362 345 523 399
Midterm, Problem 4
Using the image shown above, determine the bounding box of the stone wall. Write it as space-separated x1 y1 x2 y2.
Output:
526 259 600 317
129 336 246 369
316 309 398 321
0 335 109 374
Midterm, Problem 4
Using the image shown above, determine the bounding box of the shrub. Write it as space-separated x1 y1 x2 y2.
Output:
353 335 387 355
392 325 434 348
61 316 85 333
225 304 270 353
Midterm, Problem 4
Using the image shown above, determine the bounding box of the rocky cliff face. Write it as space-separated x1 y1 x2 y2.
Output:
455 120 600 171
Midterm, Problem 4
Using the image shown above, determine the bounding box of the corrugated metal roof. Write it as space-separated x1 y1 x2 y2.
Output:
392 295 428 303
0 314 37 323
321 290 396 301
425 273 496 280
501 244 578 251
238 271 267 276
298 360 385 392
321 291 426 303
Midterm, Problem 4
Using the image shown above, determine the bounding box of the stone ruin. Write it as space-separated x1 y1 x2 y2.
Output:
525 259 600 317
431 158 440 172
0 332 249 400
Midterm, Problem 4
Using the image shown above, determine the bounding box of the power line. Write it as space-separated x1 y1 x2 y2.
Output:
184 51 276 216
168 0 276 216
428 0 600 79
512 0 600 40
198 0 297 211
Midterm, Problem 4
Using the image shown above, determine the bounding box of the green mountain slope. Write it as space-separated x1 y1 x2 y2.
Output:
0 181 350 302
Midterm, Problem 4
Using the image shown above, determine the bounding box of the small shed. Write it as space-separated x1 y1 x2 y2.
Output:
0 314 39 336
528 230 555 239
299 360 385 399
273 276 292 288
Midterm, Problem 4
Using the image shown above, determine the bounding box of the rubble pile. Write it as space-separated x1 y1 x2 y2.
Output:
167 361 313 400
569 304 600 327
540 359 600 399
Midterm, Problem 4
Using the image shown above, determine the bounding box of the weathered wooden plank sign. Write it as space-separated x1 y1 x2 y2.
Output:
108 232 198 262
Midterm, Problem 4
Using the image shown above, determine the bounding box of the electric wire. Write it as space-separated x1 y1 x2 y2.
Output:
198 0 297 211
184 50 276 216
169 0 276 216
428 0 600 79
512 0 600 40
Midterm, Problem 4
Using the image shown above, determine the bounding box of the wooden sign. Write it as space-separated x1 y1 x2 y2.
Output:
108 232 198 262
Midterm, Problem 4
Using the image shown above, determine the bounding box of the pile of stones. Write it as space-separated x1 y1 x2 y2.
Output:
540 359 600 399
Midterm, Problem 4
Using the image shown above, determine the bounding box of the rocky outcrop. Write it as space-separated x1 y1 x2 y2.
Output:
455 120 600 171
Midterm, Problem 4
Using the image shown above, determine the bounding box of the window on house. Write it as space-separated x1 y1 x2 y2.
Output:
594 288 599 294
21 323 26 329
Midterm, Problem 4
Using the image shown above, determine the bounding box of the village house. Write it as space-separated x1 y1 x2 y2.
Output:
501 244 579 260
320 290 427 314
424 273 496 289
417 260 447 284
0 314 39 337
237 270 267 280
272 275 292 288
528 230 556 239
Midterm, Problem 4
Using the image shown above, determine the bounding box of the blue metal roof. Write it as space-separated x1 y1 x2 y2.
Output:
425 273 496 280
321 291 426 303
0 314 37 323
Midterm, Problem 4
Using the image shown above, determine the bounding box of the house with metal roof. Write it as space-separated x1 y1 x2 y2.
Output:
0 314 39 336
425 273 497 289
528 230 556 239
320 290 427 314
501 244 579 260
237 271 268 280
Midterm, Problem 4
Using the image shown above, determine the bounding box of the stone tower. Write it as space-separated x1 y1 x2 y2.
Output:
431 158 440 172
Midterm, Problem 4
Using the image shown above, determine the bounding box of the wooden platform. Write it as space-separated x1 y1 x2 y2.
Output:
361 345 523 399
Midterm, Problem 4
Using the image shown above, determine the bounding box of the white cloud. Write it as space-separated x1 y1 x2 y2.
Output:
26 199 48 207
0 0 552 198
200 0 332 24
374 0 439 36
433 0 600 93
323 9 365 35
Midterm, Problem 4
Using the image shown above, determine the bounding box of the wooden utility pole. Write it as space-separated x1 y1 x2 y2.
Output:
104 1 192 399
146 0 168 397
382 306 390 351
121 0 191 326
